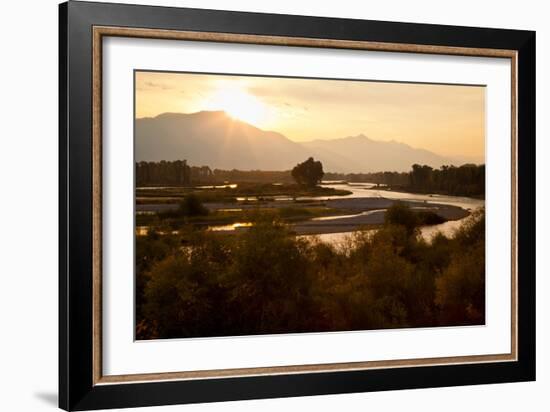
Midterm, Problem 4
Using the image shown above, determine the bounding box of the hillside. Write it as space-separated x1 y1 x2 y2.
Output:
136 111 469 172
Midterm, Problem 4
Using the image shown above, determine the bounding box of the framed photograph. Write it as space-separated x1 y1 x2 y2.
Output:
59 1 536 410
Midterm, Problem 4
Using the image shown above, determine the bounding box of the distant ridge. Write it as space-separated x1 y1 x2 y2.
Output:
135 111 477 172
301 134 459 172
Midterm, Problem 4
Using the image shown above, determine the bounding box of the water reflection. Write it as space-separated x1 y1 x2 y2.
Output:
196 184 238 189
293 182 484 246
311 209 386 222
138 181 483 246
136 226 180 236
208 222 253 232
315 182 485 211
299 220 463 249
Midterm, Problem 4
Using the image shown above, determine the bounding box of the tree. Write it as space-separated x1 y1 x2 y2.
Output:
384 201 419 236
178 194 209 217
409 164 433 190
136 160 190 186
291 157 324 187
226 219 314 334
435 210 485 325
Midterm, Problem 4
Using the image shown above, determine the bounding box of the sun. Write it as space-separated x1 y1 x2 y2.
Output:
206 86 267 126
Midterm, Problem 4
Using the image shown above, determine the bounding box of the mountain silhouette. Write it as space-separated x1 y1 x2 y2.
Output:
136 111 471 172
301 134 458 172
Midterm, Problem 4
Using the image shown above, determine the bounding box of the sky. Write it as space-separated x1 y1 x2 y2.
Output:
135 71 485 159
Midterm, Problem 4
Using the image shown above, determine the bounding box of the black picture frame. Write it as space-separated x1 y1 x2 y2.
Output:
59 1 536 410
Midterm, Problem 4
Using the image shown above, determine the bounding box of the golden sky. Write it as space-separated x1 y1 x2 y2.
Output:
135 71 485 159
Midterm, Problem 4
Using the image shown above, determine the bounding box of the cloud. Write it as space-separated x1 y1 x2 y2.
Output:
137 81 175 91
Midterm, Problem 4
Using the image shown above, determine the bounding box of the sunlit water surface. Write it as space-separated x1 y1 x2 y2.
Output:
138 181 484 245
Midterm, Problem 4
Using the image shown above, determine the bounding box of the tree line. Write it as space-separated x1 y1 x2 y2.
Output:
136 160 191 186
326 163 485 197
324 170 409 186
408 163 485 196
136 160 293 186
137 157 324 188
137 159 484 197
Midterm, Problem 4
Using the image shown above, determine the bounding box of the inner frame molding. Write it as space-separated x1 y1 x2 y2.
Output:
91 25 518 386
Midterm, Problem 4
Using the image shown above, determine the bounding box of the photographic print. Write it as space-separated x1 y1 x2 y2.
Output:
134 71 486 340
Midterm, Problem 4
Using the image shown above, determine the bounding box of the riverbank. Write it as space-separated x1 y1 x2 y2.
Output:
135 181 484 241
136 183 351 205
380 184 485 200
137 194 469 237
292 198 468 235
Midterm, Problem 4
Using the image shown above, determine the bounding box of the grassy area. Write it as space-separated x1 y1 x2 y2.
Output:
136 182 351 204
136 205 348 229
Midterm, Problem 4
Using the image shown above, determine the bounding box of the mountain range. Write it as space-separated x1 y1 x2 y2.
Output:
135 111 480 173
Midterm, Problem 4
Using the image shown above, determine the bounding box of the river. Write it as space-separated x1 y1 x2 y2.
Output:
138 182 484 244
295 182 484 245
315 182 484 210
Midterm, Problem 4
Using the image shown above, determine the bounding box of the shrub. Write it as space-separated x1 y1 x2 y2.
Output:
137 209 487 339
177 194 209 216
435 210 485 325
417 211 446 225
384 202 418 236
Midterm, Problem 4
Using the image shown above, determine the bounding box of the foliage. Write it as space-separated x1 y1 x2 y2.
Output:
157 194 209 220
137 160 484 197
136 182 350 206
136 204 486 339
177 194 209 217
136 160 191 186
324 170 409 186
384 203 446 236
435 209 485 325
326 163 485 197
291 157 325 187
384 201 420 236
417 211 446 225
409 163 485 197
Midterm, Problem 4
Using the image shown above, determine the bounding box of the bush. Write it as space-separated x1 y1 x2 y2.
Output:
142 233 230 338
278 207 313 219
177 194 209 217
384 202 419 236
137 209 486 339
436 210 485 325
417 211 446 225
231 220 318 333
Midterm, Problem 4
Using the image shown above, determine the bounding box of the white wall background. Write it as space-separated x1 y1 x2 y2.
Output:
0 0 546 411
